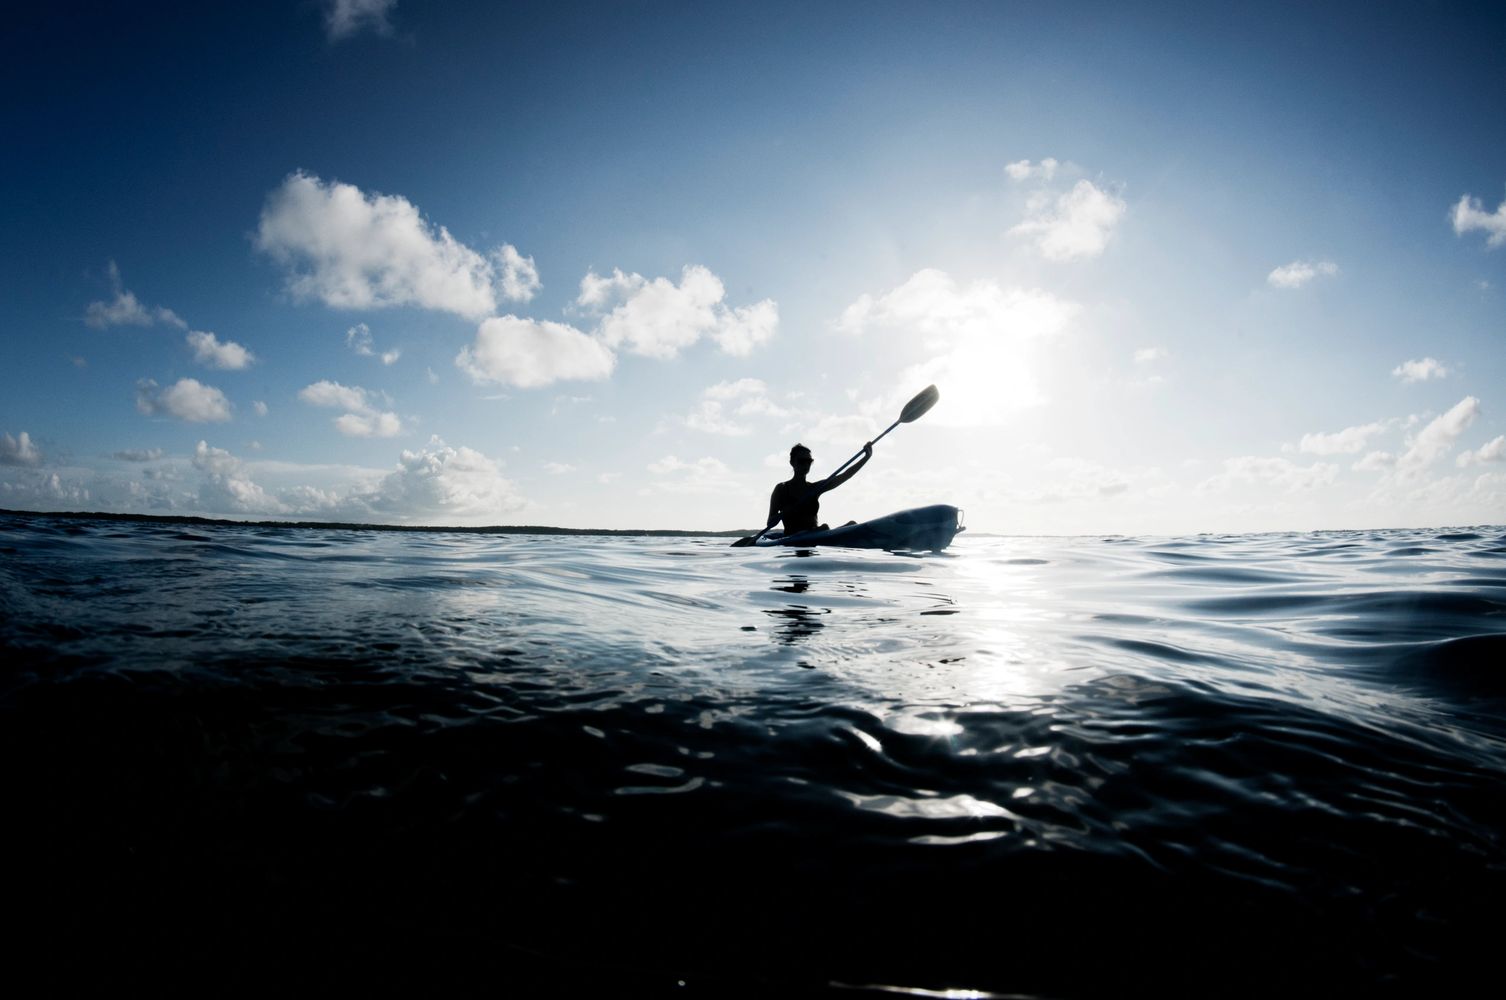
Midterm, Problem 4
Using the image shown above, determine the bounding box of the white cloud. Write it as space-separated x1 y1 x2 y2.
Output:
0 472 88 507
112 448 163 462
801 413 879 447
1 430 42 466
837 269 1077 425
1267 259 1338 289
324 0 396 41
299 379 369 412
253 400 269 417
1297 421 1387 455
1353 451 1396 473
255 171 535 320
359 438 523 521
346 322 374 354
1133 347 1166 364
193 441 286 513
680 379 791 436
643 455 740 494
577 265 777 359
1004 158 1059 182
298 379 403 437
1399 396 1480 471
1450 192 1506 248
1391 357 1448 382
456 315 616 388
1008 179 1126 261
187 330 255 370
1457 435 1506 467
85 262 186 330
494 244 542 302
136 378 232 423
1198 456 1339 493
334 412 403 438
346 322 402 365
704 378 767 401
543 462 576 475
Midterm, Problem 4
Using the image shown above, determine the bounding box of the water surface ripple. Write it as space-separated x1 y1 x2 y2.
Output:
2 513 1503 995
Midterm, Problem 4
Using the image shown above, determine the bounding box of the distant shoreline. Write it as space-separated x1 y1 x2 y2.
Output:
0 507 753 538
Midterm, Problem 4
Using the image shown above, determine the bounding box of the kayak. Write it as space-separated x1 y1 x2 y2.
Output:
754 505 964 551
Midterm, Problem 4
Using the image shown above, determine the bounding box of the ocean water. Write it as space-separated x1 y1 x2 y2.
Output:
2 511 1504 996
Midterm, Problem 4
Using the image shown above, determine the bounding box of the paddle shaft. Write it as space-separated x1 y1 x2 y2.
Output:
824 416 902 481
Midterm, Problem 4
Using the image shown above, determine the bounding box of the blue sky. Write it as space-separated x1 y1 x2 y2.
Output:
2 0 1503 532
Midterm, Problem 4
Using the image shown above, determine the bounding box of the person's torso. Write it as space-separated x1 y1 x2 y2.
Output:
777 479 820 532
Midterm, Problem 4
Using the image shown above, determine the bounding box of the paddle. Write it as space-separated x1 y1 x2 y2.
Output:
731 384 940 547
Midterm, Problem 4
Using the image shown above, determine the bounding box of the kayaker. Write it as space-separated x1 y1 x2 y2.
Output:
765 441 873 536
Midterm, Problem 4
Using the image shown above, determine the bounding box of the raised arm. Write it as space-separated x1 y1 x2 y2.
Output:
817 441 873 494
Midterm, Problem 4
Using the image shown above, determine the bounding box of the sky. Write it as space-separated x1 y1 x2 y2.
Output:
2 0 1504 533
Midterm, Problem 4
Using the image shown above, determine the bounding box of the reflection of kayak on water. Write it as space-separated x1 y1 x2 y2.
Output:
753 505 964 551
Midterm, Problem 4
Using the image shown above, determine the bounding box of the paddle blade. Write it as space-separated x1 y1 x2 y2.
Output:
899 384 939 423
730 535 757 547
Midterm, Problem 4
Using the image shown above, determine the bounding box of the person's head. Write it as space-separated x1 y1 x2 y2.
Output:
789 443 813 471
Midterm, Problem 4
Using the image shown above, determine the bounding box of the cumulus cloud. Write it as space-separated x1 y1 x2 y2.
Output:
1 430 42 466
494 244 542 302
1297 421 1387 456
1199 456 1339 493
1005 158 1059 182
1009 180 1126 261
1267 259 1338 289
194 440 285 513
456 316 616 389
1392 357 1448 383
334 412 403 438
359 437 523 520
112 448 163 462
187 330 255 370
837 268 1077 425
324 0 396 41
298 379 403 437
255 171 536 320
1450 192 1506 248
0 472 88 507
253 400 269 417
85 262 186 330
543 462 576 475
1398 396 1480 470
136 378 232 423
577 265 778 359
1133 347 1167 364
1457 435 1506 467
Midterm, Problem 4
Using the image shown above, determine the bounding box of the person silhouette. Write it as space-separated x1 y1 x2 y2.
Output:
765 441 872 537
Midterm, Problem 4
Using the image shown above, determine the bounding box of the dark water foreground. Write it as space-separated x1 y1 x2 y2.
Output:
2 512 1503 996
